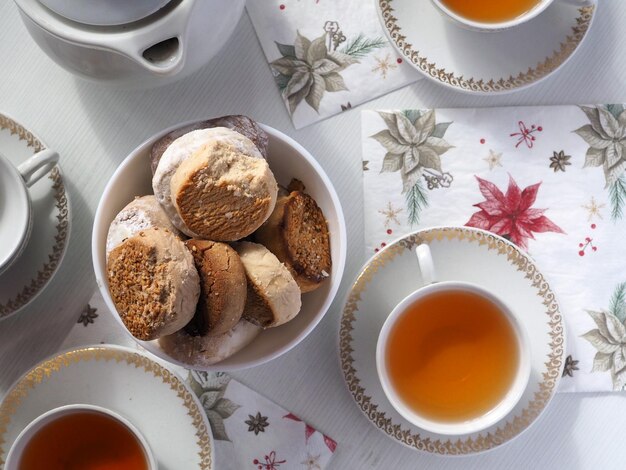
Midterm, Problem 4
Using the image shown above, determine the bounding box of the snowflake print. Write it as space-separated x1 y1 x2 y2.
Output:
371 53 397 79
301 453 322 470
483 149 503 170
253 451 286 470
562 355 579 377
378 202 402 228
245 412 269 435
582 196 605 221
510 121 542 148
78 304 98 326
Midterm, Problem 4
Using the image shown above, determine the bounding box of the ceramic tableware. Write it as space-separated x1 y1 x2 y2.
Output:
0 113 70 320
340 227 565 455
430 0 592 32
5 404 157 470
0 345 214 469
376 244 531 435
0 149 58 276
92 121 347 371
376 0 597 93
14 0 246 88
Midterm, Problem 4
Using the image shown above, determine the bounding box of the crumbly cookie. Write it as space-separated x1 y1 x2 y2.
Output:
152 127 275 239
150 115 269 174
159 319 261 367
106 195 181 257
254 184 331 293
233 241 301 328
106 228 200 341
170 136 278 240
184 240 247 337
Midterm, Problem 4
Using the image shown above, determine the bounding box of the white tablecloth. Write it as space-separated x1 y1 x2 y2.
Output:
2 1 626 468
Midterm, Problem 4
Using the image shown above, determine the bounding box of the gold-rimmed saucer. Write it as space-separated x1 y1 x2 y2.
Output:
339 227 565 455
0 345 214 468
376 0 597 94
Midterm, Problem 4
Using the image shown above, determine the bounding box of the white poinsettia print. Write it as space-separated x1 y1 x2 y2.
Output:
582 283 626 390
575 105 626 220
270 31 359 114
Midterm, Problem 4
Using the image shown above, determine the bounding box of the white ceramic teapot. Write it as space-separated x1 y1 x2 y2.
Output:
14 0 246 88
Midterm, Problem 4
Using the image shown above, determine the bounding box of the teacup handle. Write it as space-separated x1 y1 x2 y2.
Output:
17 149 59 187
416 244 437 285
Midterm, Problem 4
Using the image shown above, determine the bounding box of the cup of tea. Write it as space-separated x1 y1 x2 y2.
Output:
431 0 593 32
376 244 531 435
0 149 58 275
5 404 157 470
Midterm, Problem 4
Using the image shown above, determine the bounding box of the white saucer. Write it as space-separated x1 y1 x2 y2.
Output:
376 0 597 94
0 345 214 469
0 112 70 320
339 227 565 455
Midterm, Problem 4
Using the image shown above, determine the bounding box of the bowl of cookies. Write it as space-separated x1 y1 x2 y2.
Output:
93 116 346 370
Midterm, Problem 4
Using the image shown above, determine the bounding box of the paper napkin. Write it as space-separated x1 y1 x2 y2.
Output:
246 0 421 129
362 105 626 393
63 291 337 470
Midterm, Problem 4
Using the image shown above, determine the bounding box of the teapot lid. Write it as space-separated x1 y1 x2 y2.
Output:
38 0 172 26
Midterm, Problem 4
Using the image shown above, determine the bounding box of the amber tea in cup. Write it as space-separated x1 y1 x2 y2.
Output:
377 244 531 436
8 406 152 470
439 0 544 24
385 288 520 423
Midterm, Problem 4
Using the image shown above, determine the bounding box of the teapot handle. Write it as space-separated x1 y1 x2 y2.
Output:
103 1 193 75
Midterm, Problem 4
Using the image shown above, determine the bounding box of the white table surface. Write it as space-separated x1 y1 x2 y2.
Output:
1 2 626 469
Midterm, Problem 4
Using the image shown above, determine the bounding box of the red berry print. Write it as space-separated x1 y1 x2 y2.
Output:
374 248 379 253
578 227 598 257
480 138 486 144
387 229 392 235
279 4 285 10
381 242 386 247
511 121 542 148
396 58 403 64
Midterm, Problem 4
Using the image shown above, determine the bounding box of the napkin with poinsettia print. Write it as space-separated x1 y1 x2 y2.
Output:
246 0 421 129
362 105 626 393
62 290 337 470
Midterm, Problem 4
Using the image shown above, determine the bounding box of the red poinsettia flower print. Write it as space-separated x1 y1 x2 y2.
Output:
465 175 565 250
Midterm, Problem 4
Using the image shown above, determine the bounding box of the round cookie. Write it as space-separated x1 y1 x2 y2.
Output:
152 127 274 239
107 227 200 341
170 137 278 241
254 186 331 293
184 240 247 337
233 241 301 328
106 195 181 256
150 115 269 174
159 319 261 367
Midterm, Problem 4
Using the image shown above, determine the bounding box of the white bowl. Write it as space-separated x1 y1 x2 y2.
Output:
93 122 347 371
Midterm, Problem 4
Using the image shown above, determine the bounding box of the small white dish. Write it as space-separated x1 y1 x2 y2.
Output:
376 0 597 94
92 121 347 371
0 345 214 469
0 112 70 320
339 227 565 455
5 404 157 470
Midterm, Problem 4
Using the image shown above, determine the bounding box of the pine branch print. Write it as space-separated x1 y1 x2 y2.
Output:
610 282 626 323
405 180 428 226
341 34 387 58
609 176 626 221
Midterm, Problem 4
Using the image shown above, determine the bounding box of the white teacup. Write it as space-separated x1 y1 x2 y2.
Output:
0 149 58 275
5 404 157 470
431 0 593 32
376 244 531 435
